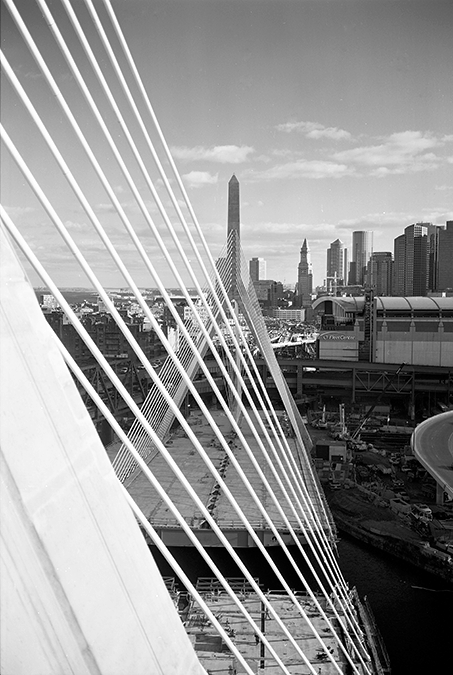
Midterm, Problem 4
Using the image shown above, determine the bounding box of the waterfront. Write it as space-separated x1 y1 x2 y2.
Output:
337 535 452 674
151 535 451 674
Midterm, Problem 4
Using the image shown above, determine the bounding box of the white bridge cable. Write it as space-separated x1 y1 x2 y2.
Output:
198 242 353 612
207 243 344 586
52 0 326 530
0 182 368 670
0 27 358 644
113 285 230 481
90 0 323 461
87 0 369 645
0 115 368 669
0 76 318 579
89 2 336 576
51 330 291 675
2 0 222 476
0 92 322 584
113 320 213 480
236 250 333 529
64 7 340 580
46 0 320 468
4 0 305 507
0 2 360 632
232 262 358 618
69 342 363 675
0 2 374 668
234 250 347 583
78 0 340 555
237 252 318 486
0 216 368 675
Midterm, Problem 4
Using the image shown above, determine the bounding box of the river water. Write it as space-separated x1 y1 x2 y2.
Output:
337 535 452 674
153 537 451 674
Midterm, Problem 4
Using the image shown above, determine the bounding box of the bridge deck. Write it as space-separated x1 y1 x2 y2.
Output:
185 583 351 674
111 410 325 546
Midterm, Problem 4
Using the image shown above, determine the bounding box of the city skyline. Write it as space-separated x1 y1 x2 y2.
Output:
1 0 452 288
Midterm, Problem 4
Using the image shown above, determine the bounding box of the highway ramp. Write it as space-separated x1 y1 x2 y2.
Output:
412 410 453 500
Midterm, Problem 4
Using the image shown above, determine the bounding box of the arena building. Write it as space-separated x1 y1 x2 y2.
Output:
312 295 453 367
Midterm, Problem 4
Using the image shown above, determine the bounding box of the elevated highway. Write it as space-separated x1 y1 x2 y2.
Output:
411 411 453 502
80 356 452 428
196 358 452 404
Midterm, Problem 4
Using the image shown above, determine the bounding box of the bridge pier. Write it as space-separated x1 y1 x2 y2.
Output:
297 364 303 397
436 482 446 506
98 418 114 445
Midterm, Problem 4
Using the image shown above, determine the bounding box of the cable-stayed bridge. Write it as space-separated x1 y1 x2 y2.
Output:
1 2 386 673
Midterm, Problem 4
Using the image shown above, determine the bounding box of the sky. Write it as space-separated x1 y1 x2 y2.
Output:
1 0 452 289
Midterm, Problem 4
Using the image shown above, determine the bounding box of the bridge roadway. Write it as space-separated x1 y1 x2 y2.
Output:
412 410 453 502
106 408 328 547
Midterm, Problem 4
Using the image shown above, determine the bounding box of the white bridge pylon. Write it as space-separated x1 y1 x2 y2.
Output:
1 1 374 673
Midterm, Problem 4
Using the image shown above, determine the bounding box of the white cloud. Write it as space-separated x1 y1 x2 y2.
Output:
65 220 91 232
171 144 254 164
332 131 442 175
96 198 158 215
3 205 36 219
419 208 453 223
337 209 452 236
271 148 295 157
240 221 344 251
243 222 308 236
338 212 414 231
276 121 352 141
247 158 354 181
182 171 218 188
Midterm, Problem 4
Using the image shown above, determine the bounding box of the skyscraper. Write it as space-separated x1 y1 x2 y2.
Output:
429 221 453 292
405 224 428 296
326 239 346 291
249 257 267 282
351 231 373 286
296 239 313 306
368 252 393 296
392 223 438 296
393 234 406 296
437 221 453 291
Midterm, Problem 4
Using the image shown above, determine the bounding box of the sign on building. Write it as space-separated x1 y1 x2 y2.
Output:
318 332 358 361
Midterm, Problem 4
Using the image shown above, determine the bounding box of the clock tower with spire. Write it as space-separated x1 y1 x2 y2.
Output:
296 239 313 308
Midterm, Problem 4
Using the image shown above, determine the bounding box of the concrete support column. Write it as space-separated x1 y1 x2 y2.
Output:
436 482 445 505
297 364 304 397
